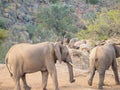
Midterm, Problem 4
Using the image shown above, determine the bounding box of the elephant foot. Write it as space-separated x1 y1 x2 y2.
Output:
23 85 31 90
98 84 103 89
42 87 48 90
14 86 21 90
14 87 21 90
43 89 47 90
116 81 120 85
26 86 31 90
70 79 75 83
88 80 92 86
98 86 103 89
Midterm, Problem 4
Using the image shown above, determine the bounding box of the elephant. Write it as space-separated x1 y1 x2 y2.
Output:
88 43 120 89
5 42 75 90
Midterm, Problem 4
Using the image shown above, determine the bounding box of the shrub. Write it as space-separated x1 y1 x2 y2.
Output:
77 9 120 41
0 17 9 29
39 29 57 42
0 41 12 63
37 3 78 38
89 0 98 4
0 28 7 43
25 23 37 39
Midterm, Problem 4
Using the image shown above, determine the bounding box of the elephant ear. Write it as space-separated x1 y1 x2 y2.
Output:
54 42 62 63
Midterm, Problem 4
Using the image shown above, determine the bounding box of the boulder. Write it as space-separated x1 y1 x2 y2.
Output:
69 38 79 48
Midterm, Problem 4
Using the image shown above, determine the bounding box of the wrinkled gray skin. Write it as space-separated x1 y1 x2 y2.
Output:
5 42 75 90
88 43 120 89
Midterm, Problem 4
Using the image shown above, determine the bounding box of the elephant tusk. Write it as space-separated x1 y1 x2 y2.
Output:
68 62 75 67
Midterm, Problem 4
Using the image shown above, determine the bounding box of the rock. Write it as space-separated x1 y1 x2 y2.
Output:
4 0 9 2
69 48 89 69
79 44 92 53
74 40 86 48
11 3 17 10
69 38 79 48
3 13 9 18
4 8 9 13
16 3 21 9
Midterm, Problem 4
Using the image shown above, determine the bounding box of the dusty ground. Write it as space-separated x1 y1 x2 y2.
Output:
0 63 120 90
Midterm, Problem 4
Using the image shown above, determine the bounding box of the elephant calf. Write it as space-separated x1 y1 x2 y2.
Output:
5 42 75 90
88 43 120 89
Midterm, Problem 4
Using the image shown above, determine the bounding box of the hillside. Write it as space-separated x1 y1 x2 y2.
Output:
0 0 120 62
0 0 119 43
0 1 120 90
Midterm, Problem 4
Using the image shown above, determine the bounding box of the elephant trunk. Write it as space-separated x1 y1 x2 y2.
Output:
66 61 75 83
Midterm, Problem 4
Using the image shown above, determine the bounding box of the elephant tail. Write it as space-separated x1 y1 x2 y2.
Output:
5 57 13 77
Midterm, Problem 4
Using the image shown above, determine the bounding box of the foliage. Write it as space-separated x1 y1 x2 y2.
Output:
0 17 9 29
39 29 57 42
0 0 119 63
0 28 7 43
47 0 59 3
89 0 98 4
0 17 9 63
77 9 120 41
0 42 10 63
84 10 97 24
116 0 120 2
37 3 78 38
0 29 9 63
26 23 38 39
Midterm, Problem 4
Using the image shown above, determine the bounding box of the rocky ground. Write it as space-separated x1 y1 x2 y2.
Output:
1 60 120 90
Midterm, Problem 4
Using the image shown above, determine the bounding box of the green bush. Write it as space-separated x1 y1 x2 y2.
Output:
37 3 78 38
84 10 97 24
0 41 12 63
77 9 120 41
116 0 120 3
39 29 57 42
26 23 38 39
0 28 7 43
48 0 59 3
0 17 9 29
89 0 98 4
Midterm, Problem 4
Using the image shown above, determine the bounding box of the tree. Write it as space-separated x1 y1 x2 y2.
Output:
37 3 78 39
85 0 89 4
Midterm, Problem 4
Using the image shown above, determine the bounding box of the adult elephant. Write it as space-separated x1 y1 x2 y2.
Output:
88 43 120 89
5 42 75 90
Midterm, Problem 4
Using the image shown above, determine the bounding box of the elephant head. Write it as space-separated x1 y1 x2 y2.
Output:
54 42 75 83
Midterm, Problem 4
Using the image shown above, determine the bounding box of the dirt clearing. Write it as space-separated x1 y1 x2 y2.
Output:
0 63 120 90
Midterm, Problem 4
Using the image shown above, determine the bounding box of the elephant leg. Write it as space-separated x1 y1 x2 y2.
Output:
112 60 120 84
21 74 31 90
98 70 105 89
48 65 59 90
12 68 21 90
13 76 21 90
88 68 96 86
41 71 48 90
